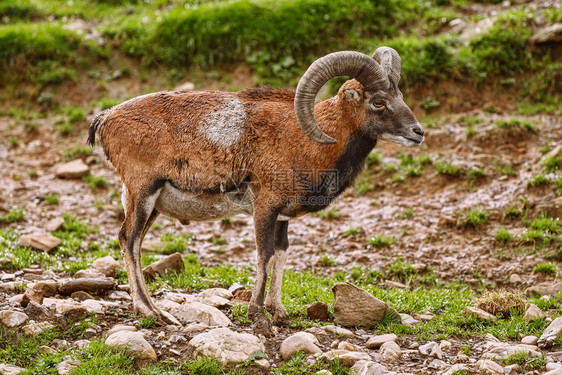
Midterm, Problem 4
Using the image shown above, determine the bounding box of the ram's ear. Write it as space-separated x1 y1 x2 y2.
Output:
343 88 362 104
339 80 365 105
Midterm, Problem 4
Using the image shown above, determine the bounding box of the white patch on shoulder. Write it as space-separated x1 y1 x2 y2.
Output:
201 97 246 147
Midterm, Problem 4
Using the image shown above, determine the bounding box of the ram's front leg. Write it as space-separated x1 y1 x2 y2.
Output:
265 221 290 325
248 207 278 337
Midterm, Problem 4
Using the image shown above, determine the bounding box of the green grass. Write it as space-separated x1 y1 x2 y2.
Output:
44 194 59 205
160 233 193 255
82 175 108 189
500 352 546 371
386 257 418 282
368 235 396 248
527 174 552 187
467 168 486 185
461 206 490 228
0 209 24 224
533 262 558 277
495 227 512 245
435 161 464 177
312 208 340 219
494 118 535 132
342 227 362 238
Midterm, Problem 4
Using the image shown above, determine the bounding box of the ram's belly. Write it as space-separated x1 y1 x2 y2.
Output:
155 182 253 222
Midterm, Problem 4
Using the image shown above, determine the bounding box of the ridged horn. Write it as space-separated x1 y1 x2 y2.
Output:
295 51 389 144
372 47 401 87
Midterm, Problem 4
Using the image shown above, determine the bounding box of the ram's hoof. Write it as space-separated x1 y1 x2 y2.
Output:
248 304 274 337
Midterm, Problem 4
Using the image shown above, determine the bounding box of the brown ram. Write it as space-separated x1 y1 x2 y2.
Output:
88 47 424 336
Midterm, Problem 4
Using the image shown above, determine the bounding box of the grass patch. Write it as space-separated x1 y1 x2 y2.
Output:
0 209 24 224
82 175 108 189
494 118 535 132
533 262 558 277
474 290 525 318
461 206 490 228
500 352 546 371
435 161 464 177
64 146 93 161
368 235 396 248
495 227 512 245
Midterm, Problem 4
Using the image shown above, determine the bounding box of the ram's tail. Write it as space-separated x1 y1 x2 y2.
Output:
88 110 109 147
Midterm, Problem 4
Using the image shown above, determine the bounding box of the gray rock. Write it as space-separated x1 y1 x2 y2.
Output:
188 328 265 366
280 332 322 360
366 333 398 349
106 331 157 360
323 325 355 338
31 280 59 297
57 359 81 375
44 217 65 232
0 364 26 375
21 288 43 307
22 322 54 336
74 269 106 279
539 317 562 348
107 324 137 337
92 256 121 277
320 350 372 366
169 302 231 326
24 301 54 321
475 359 505 374
198 288 233 300
526 282 562 297
332 282 387 328
0 311 29 328
55 159 90 179
0 281 23 293
18 233 61 253
443 364 469 375
523 303 544 322
379 341 401 362
58 278 116 295
465 306 497 322
143 253 184 279
350 360 387 375
530 23 562 44
419 341 442 359
521 335 538 345
544 368 562 375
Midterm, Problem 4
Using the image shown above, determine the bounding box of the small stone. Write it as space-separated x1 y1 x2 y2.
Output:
399 313 418 325
307 301 328 321
465 306 497 322
22 322 54 336
45 218 65 232
380 280 406 289
475 359 505 374
18 233 61 253
1 274 15 281
350 360 387 375
57 359 81 375
71 291 96 301
188 328 265 366
526 282 562 297
338 341 361 351
332 282 388 328
380 341 401 362
106 331 157 360
0 364 26 375
509 274 522 284
521 335 538 345
197 294 230 308
198 288 233 300
58 278 116 295
280 332 322 360
419 341 442 359
0 281 23 293
523 303 544 322
108 291 131 301
366 333 398 349
232 289 252 302
142 253 184 279
169 302 232 326
0 311 29 328
92 256 121 277
320 350 372 366
32 280 59 297
21 288 43 307
539 317 562 348
107 324 137 337
411 312 434 321
55 159 90 179
25 301 54 321
530 24 562 44
323 325 355 338
544 368 562 375
74 268 106 279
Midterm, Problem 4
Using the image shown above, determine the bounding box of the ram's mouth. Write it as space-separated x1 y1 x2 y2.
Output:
378 133 424 147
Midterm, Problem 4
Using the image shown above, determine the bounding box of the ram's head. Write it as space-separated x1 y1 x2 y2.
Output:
294 47 424 147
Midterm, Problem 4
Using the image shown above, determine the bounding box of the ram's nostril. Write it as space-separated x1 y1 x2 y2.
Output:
413 127 424 136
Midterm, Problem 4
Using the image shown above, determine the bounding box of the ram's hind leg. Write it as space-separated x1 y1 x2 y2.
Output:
265 221 290 325
119 182 179 325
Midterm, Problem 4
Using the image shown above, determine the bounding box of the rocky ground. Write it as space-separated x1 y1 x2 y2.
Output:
0 2 562 372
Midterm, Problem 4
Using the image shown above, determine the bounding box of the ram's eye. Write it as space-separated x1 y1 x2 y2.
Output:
373 101 385 108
